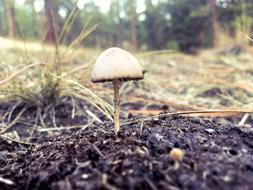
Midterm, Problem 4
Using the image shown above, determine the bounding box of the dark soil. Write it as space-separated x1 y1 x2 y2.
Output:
0 115 252 190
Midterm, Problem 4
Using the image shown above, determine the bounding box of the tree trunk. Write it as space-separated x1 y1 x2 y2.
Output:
0 11 3 36
130 13 138 51
129 0 138 51
208 0 219 47
44 0 57 43
5 0 17 38
116 0 123 48
116 20 123 48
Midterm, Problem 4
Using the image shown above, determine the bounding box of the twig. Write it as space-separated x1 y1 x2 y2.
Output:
63 64 91 77
122 110 253 126
0 62 43 86
86 110 103 123
101 174 117 190
39 108 47 128
0 176 15 186
0 111 10 125
37 124 89 132
51 107 57 128
7 101 21 123
144 176 159 190
0 107 27 134
239 113 250 126
71 95 76 119
28 108 40 142
13 131 20 141
92 144 105 158
241 32 253 42
0 135 37 146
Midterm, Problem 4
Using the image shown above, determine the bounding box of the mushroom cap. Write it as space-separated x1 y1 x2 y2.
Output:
91 47 144 83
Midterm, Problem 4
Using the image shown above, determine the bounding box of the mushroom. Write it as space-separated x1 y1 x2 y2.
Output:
169 148 185 170
91 47 144 134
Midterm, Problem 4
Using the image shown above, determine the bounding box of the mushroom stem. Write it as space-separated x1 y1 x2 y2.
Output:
113 79 120 134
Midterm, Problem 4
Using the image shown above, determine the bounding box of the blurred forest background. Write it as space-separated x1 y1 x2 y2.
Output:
0 0 252 53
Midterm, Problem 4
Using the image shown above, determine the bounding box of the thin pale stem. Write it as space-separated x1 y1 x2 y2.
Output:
113 79 120 134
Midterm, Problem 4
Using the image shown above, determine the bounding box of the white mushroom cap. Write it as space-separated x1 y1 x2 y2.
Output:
91 47 144 83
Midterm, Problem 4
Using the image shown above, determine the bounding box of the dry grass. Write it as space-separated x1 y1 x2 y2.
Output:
1 38 252 113
0 37 253 143
0 37 113 143
132 48 253 111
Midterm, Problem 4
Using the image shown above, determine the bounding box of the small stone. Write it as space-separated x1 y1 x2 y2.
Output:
81 174 90 179
169 148 185 161
205 128 215 133
224 175 232 182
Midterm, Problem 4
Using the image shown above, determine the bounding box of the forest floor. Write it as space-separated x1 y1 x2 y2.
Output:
0 39 252 189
